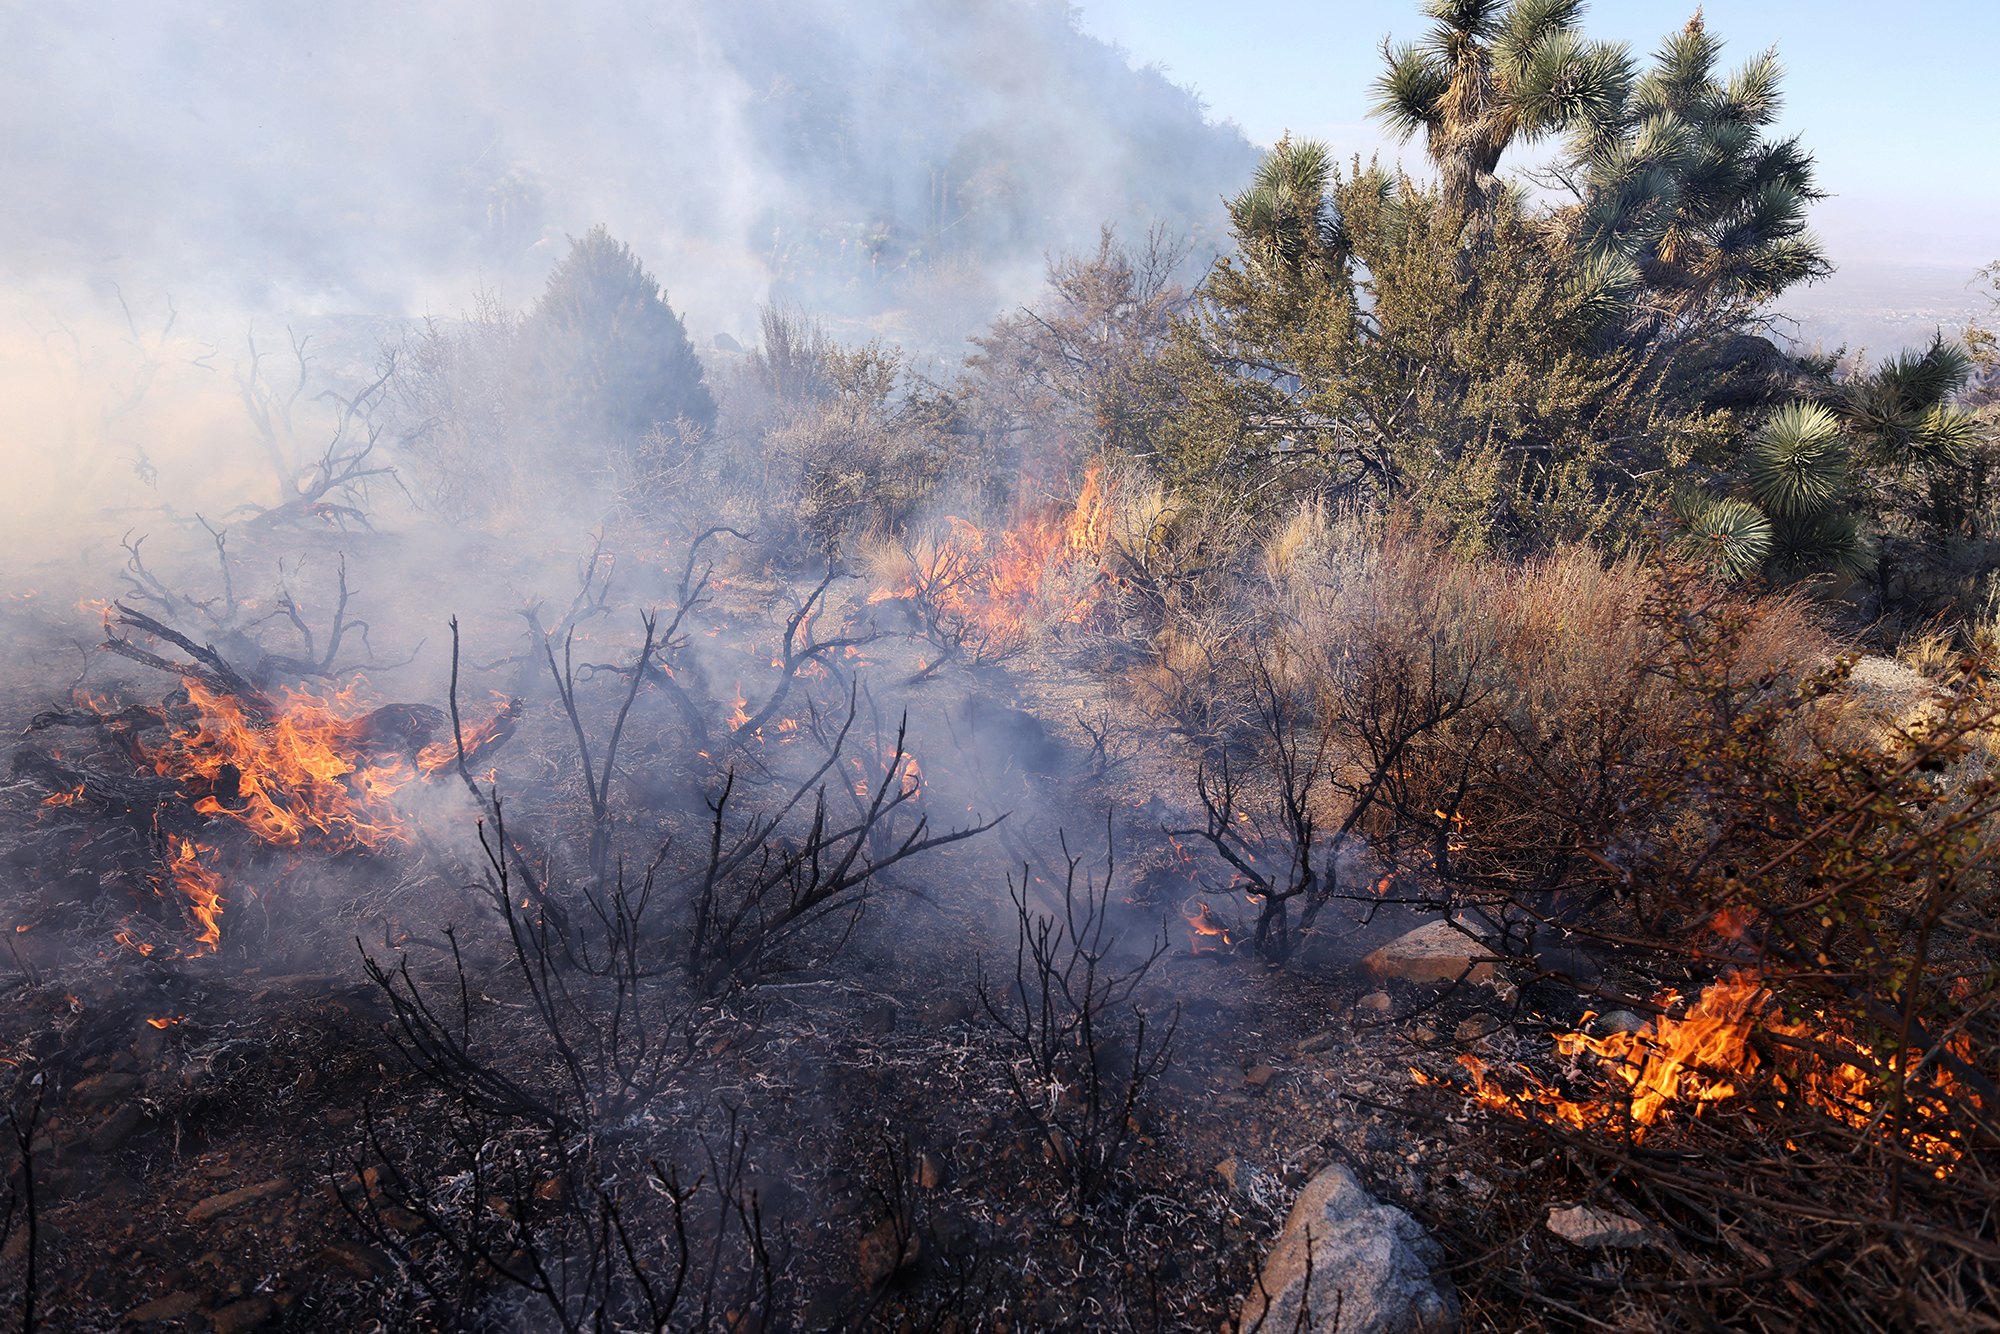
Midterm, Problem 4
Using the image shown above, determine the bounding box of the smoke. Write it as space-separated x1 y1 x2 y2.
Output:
1 0 1252 326
0 2 1263 986
0 0 1254 543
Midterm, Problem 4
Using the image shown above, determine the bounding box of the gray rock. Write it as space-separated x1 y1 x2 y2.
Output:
1238 1165 1461 1334
1453 1015 1503 1044
1532 945 1603 987
1590 1010 1652 1037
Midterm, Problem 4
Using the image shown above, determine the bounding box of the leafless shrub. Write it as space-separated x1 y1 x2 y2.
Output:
232 325 400 529
338 1100 779 1332
1 1084 45 1333
1216 513 1999 1326
881 522 1030 683
683 703 999 995
977 837 1176 1203
390 293 524 522
1073 707 1144 782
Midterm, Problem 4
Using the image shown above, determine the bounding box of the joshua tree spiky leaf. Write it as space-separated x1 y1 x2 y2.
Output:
1680 497 1773 580
1765 508 1868 578
1745 402 1848 518
1227 137 1351 287
1552 11 1827 325
1842 335 1978 470
1368 0 1625 222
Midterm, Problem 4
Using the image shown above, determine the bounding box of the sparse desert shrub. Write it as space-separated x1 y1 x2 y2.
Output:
391 292 524 523
714 306 984 565
1162 507 1839 957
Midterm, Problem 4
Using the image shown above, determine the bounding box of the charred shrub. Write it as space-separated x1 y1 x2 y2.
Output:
977 839 1176 1204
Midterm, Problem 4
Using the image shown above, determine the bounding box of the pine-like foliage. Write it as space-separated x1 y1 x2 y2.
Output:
520 226 715 462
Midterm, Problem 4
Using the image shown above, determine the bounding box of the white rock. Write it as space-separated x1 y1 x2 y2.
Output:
1238 1165 1461 1334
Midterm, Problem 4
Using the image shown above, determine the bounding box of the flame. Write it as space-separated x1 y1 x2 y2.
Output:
1422 973 1974 1175
726 682 750 731
145 679 419 851
415 695 517 777
146 1015 185 1029
167 838 227 952
869 461 1114 646
104 678 508 955
1184 901 1231 950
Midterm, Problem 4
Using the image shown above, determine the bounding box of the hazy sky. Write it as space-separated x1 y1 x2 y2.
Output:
1077 0 2000 273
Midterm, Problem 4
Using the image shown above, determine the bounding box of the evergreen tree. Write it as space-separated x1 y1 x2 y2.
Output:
520 226 715 465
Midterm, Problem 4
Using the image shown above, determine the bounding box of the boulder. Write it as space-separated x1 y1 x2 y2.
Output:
1361 921 1506 992
1238 1165 1461 1334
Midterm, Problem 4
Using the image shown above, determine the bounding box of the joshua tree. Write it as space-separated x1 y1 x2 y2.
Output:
1224 137 1355 291
1548 11 1830 335
1370 0 1630 232
1679 339 1982 584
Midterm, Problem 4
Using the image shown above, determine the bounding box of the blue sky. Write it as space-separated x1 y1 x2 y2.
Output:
1076 0 1999 274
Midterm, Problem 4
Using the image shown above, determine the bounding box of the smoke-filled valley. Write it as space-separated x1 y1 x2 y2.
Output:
3 3 1999 1332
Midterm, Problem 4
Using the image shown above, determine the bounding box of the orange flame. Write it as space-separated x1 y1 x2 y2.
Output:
871 462 1115 646
726 682 750 731
145 679 420 851
1185 901 1231 950
167 838 227 954
1421 973 1973 1174
415 694 516 777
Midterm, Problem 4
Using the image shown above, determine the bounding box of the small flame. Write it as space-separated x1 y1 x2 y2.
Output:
415 695 517 776
725 682 750 731
1184 901 1231 950
168 838 227 954
146 1015 185 1029
867 461 1116 647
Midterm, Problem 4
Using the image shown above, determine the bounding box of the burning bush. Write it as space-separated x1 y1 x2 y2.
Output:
1381 566 2000 1328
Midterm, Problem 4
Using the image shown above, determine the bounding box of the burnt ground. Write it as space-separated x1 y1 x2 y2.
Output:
0 535 1603 1332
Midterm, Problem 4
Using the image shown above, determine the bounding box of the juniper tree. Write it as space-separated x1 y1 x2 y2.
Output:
520 226 715 471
